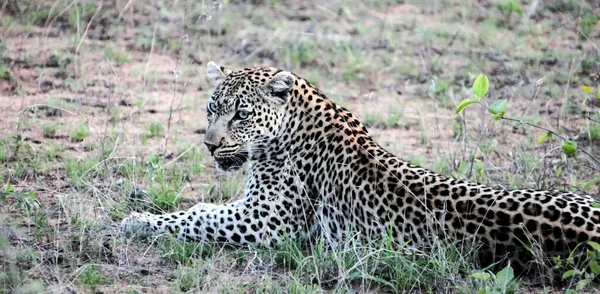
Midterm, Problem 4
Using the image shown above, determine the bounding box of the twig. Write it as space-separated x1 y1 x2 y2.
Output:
585 115 600 124
501 116 600 168
142 24 158 88
163 145 200 168
165 34 188 149
428 28 461 75
75 2 103 54
376 1 391 47
14 104 81 118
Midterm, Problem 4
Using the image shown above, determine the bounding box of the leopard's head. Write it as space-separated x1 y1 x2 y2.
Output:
204 62 295 171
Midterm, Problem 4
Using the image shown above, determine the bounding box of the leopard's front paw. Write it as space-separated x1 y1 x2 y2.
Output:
120 211 155 239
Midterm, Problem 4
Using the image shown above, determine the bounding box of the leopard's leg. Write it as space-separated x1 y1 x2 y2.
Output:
120 189 299 245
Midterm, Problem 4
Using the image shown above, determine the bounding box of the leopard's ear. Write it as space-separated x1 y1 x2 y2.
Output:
206 61 232 87
263 71 294 105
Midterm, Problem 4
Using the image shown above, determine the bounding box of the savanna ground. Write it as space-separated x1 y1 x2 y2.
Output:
1 0 600 293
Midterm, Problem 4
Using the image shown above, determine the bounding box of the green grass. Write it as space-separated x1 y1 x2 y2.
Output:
41 123 57 138
104 46 129 66
78 265 112 291
174 264 209 292
0 65 12 80
259 234 481 293
147 183 182 211
385 110 403 128
64 157 101 188
69 124 89 142
148 121 164 138
588 125 600 141
160 237 220 265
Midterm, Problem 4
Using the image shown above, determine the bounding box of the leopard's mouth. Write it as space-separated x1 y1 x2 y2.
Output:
214 153 248 171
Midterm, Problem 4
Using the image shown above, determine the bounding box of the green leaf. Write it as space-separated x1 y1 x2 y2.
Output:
537 134 548 144
471 272 491 281
495 265 514 289
489 99 507 117
576 278 592 291
561 140 577 156
592 202 600 209
597 90 600 100
582 85 593 93
472 74 489 100
587 249 597 259
590 258 600 274
456 98 478 114
583 178 599 192
537 132 552 144
562 269 579 280
588 241 600 251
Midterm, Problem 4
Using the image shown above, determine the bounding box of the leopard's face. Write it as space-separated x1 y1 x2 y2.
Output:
204 62 295 171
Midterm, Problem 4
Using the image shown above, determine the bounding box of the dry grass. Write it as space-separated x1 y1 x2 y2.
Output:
0 0 599 293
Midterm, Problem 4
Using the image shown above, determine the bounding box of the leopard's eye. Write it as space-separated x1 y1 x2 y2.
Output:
207 101 217 113
235 109 250 120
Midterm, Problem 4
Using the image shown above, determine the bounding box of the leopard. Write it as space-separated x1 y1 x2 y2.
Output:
121 61 600 274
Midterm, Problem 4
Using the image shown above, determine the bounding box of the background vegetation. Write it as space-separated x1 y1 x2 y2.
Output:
0 0 599 293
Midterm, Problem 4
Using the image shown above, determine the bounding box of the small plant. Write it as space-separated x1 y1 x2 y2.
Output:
362 111 377 126
0 64 12 80
78 265 111 291
174 265 208 292
160 236 218 265
13 191 40 214
457 75 600 166
0 139 8 162
147 183 181 211
148 121 164 138
1 181 14 197
471 265 519 294
579 13 599 41
221 174 244 201
496 0 522 17
558 241 600 293
50 51 73 69
281 41 317 67
179 145 205 176
428 77 451 102
385 110 403 128
587 125 600 141
104 46 129 65
63 157 100 188
109 107 120 123
69 124 89 142
42 123 57 138
15 248 35 268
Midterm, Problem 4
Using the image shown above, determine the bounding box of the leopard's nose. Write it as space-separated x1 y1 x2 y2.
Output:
204 142 219 155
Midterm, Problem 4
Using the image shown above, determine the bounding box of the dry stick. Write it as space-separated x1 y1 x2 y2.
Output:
116 0 135 19
142 24 158 88
428 28 461 75
585 115 600 124
375 0 390 47
520 78 544 119
14 104 81 118
0 0 14 14
165 36 188 149
43 0 76 50
75 2 103 54
102 55 118 173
